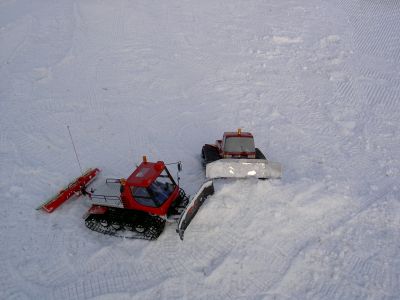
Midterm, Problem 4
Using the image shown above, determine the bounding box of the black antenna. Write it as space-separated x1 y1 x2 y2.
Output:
165 161 182 187
67 125 83 175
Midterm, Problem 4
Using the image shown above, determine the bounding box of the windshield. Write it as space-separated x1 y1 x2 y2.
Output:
149 171 176 206
224 137 255 153
132 170 176 207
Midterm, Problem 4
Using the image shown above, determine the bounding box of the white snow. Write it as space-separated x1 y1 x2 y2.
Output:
272 36 303 45
1 0 400 299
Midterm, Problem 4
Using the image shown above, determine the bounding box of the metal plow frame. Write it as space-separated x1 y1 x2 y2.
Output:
205 159 282 179
176 180 214 240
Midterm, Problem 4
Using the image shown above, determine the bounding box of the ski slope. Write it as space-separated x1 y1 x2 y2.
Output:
1 0 400 299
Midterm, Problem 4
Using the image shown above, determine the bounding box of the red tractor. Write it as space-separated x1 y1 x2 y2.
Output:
202 129 282 179
37 157 214 240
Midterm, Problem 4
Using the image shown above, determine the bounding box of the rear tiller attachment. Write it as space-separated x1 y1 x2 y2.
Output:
36 168 100 213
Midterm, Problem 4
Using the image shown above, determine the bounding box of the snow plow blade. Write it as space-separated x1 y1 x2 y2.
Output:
37 168 100 213
206 159 282 179
177 180 214 240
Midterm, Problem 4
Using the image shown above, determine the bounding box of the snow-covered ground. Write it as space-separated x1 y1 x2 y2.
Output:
1 0 400 299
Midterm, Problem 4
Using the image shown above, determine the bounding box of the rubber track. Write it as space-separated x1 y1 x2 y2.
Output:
85 208 166 240
201 145 220 165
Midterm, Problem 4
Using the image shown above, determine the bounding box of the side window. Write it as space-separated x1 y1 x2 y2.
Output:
131 187 156 207
155 170 175 188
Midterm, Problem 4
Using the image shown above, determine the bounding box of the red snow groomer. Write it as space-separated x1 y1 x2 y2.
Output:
37 157 214 240
202 129 282 179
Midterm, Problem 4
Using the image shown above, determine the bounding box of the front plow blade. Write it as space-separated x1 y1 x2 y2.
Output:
206 159 282 179
177 180 214 240
37 168 100 213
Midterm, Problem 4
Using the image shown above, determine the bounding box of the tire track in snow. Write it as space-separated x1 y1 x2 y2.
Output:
352 6 400 62
357 65 400 121
49 227 187 299
275 186 400 299
0 260 17 300
51 258 183 300
364 84 399 112
0 125 18 186
14 230 79 288
334 0 400 111
8 122 73 193
0 15 33 69
338 203 400 295
308 280 368 300
324 0 400 187
345 255 390 290
110 2 126 44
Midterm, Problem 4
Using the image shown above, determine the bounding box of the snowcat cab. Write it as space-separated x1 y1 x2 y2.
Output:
217 130 257 158
118 159 185 217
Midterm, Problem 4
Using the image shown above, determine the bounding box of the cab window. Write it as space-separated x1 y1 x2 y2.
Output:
148 170 175 206
224 137 255 153
131 170 176 208
131 187 157 207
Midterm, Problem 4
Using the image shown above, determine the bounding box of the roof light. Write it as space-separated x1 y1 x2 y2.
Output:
237 128 242 135
143 155 147 163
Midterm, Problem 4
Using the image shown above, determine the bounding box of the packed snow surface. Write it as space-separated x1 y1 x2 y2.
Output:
1 0 400 299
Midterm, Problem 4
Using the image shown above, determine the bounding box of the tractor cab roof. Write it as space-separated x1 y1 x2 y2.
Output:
127 161 165 187
223 131 253 139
